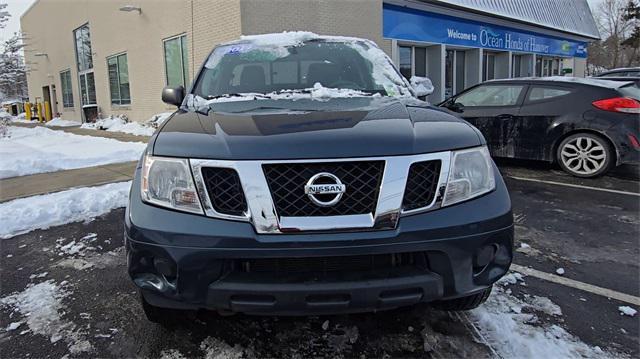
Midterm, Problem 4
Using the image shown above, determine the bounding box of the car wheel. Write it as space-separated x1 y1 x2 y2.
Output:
432 286 492 311
557 133 613 178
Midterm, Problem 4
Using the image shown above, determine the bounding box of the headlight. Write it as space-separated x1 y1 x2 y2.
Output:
141 155 203 214
443 146 495 207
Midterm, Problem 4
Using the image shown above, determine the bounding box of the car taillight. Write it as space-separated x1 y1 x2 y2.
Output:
592 97 640 114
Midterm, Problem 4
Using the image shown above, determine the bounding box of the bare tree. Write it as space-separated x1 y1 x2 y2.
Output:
0 3 9 29
590 0 639 70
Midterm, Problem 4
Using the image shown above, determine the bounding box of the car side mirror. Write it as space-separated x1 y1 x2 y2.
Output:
448 102 465 113
162 86 185 107
410 76 434 97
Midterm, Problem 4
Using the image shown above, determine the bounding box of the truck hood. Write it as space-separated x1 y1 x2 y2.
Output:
152 97 484 160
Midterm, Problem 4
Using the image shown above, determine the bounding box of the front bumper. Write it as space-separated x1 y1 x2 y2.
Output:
126 166 513 315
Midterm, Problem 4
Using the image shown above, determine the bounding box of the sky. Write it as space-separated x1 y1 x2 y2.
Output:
0 0 608 43
1 0 35 42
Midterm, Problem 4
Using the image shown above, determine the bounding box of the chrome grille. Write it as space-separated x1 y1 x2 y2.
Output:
262 161 384 217
402 160 442 211
201 167 247 216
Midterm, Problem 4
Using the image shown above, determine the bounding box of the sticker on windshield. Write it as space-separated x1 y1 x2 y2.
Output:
225 44 254 55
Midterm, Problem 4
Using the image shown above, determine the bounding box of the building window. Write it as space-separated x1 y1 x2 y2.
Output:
60 70 74 108
74 24 93 72
482 52 496 81
512 54 523 78
399 46 412 80
107 53 131 105
164 34 189 87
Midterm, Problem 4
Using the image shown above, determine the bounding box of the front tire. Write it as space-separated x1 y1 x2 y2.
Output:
557 133 613 178
432 286 492 311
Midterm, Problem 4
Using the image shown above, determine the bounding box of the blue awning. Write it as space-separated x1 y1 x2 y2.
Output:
383 4 589 58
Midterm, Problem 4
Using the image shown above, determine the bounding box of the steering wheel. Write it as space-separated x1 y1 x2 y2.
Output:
328 80 361 89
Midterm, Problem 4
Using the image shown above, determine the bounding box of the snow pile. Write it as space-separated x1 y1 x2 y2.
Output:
45 117 81 127
81 115 155 136
0 109 11 119
0 181 131 239
9 112 31 123
146 112 174 129
471 281 612 358
618 306 637 317
0 126 145 179
0 280 93 353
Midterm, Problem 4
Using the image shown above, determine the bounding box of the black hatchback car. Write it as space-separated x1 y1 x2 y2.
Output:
439 77 640 177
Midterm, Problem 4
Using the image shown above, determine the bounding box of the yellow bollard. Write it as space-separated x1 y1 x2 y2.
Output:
36 102 43 123
44 101 52 122
25 102 32 121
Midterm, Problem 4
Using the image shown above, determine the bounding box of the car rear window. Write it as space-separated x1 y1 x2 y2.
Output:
527 87 571 101
618 84 640 100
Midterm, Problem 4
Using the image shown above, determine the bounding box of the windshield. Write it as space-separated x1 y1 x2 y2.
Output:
192 39 412 100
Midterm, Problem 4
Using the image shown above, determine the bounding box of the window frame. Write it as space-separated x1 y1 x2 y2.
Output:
163 33 189 88
73 23 93 72
106 52 131 106
59 69 74 108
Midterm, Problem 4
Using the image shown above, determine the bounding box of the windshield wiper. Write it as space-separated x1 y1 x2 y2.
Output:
205 93 272 100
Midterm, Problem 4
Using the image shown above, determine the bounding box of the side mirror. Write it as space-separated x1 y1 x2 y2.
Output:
410 76 434 97
448 102 465 113
162 86 185 107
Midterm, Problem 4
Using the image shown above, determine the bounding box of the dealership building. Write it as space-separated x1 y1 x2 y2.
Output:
22 0 599 123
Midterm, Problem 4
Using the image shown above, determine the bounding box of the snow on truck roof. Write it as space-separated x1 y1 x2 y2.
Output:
221 31 375 48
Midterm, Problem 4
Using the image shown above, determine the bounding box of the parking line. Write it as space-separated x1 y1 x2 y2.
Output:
511 264 640 306
507 176 640 197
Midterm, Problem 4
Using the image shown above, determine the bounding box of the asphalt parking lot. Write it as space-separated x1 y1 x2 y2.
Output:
1 161 638 358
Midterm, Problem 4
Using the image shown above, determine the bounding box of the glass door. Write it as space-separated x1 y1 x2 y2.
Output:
445 50 466 98
79 72 96 106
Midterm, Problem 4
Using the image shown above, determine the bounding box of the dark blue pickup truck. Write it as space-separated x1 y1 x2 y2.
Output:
125 33 513 323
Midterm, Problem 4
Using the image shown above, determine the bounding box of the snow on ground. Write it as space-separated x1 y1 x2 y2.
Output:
8 112 30 123
0 280 93 353
618 306 637 317
45 117 81 127
81 116 155 136
0 126 145 179
0 181 131 239
0 109 11 119
470 273 614 358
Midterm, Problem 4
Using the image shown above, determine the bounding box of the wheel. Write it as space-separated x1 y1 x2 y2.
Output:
140 292 180 326
432 286 492 311
557 133 613 178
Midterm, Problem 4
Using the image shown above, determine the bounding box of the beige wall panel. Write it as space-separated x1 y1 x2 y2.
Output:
240 0 384 48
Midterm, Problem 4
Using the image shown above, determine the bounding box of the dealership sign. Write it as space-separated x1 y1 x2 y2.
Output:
383 4 588 58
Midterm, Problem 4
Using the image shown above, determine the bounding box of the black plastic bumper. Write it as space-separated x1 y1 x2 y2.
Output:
126 165 513 315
